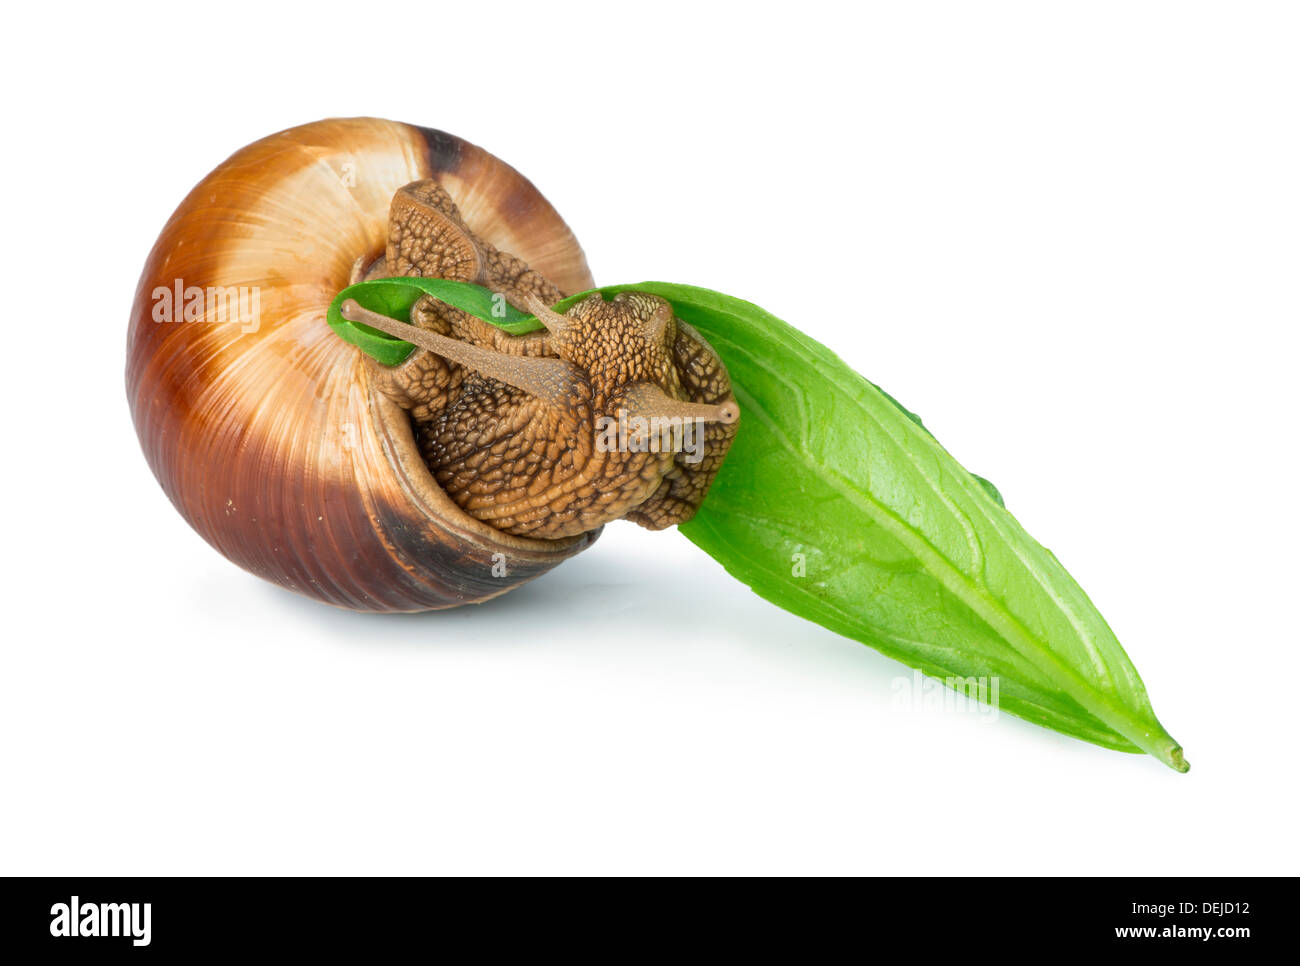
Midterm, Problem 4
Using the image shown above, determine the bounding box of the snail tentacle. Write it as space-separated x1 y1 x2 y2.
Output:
342 300 581 407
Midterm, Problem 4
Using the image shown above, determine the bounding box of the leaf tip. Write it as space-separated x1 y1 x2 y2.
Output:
1166 745 1190 774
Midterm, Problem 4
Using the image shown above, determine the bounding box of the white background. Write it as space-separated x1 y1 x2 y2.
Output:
2 1 1296 875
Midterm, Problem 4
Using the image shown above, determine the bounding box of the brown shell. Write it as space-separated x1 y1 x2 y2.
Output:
126 118 599 611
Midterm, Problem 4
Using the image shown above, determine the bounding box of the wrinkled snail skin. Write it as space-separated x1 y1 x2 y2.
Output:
126 118 600 611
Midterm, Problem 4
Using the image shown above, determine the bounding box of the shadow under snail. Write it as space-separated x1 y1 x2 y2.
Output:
127 117 737 611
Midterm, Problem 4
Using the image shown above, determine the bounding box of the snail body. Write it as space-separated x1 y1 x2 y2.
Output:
127 118 737 612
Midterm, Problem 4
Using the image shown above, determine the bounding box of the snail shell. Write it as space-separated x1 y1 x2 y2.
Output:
126 118 599 611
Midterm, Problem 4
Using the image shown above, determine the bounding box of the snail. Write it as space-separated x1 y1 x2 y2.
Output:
126 117 738 612
125 119 1191 769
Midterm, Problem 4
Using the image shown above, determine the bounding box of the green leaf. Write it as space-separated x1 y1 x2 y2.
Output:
326 277 544 365
325 277 681 364
867 382 1006 508
326 276 1185 770
596 282 1186 772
